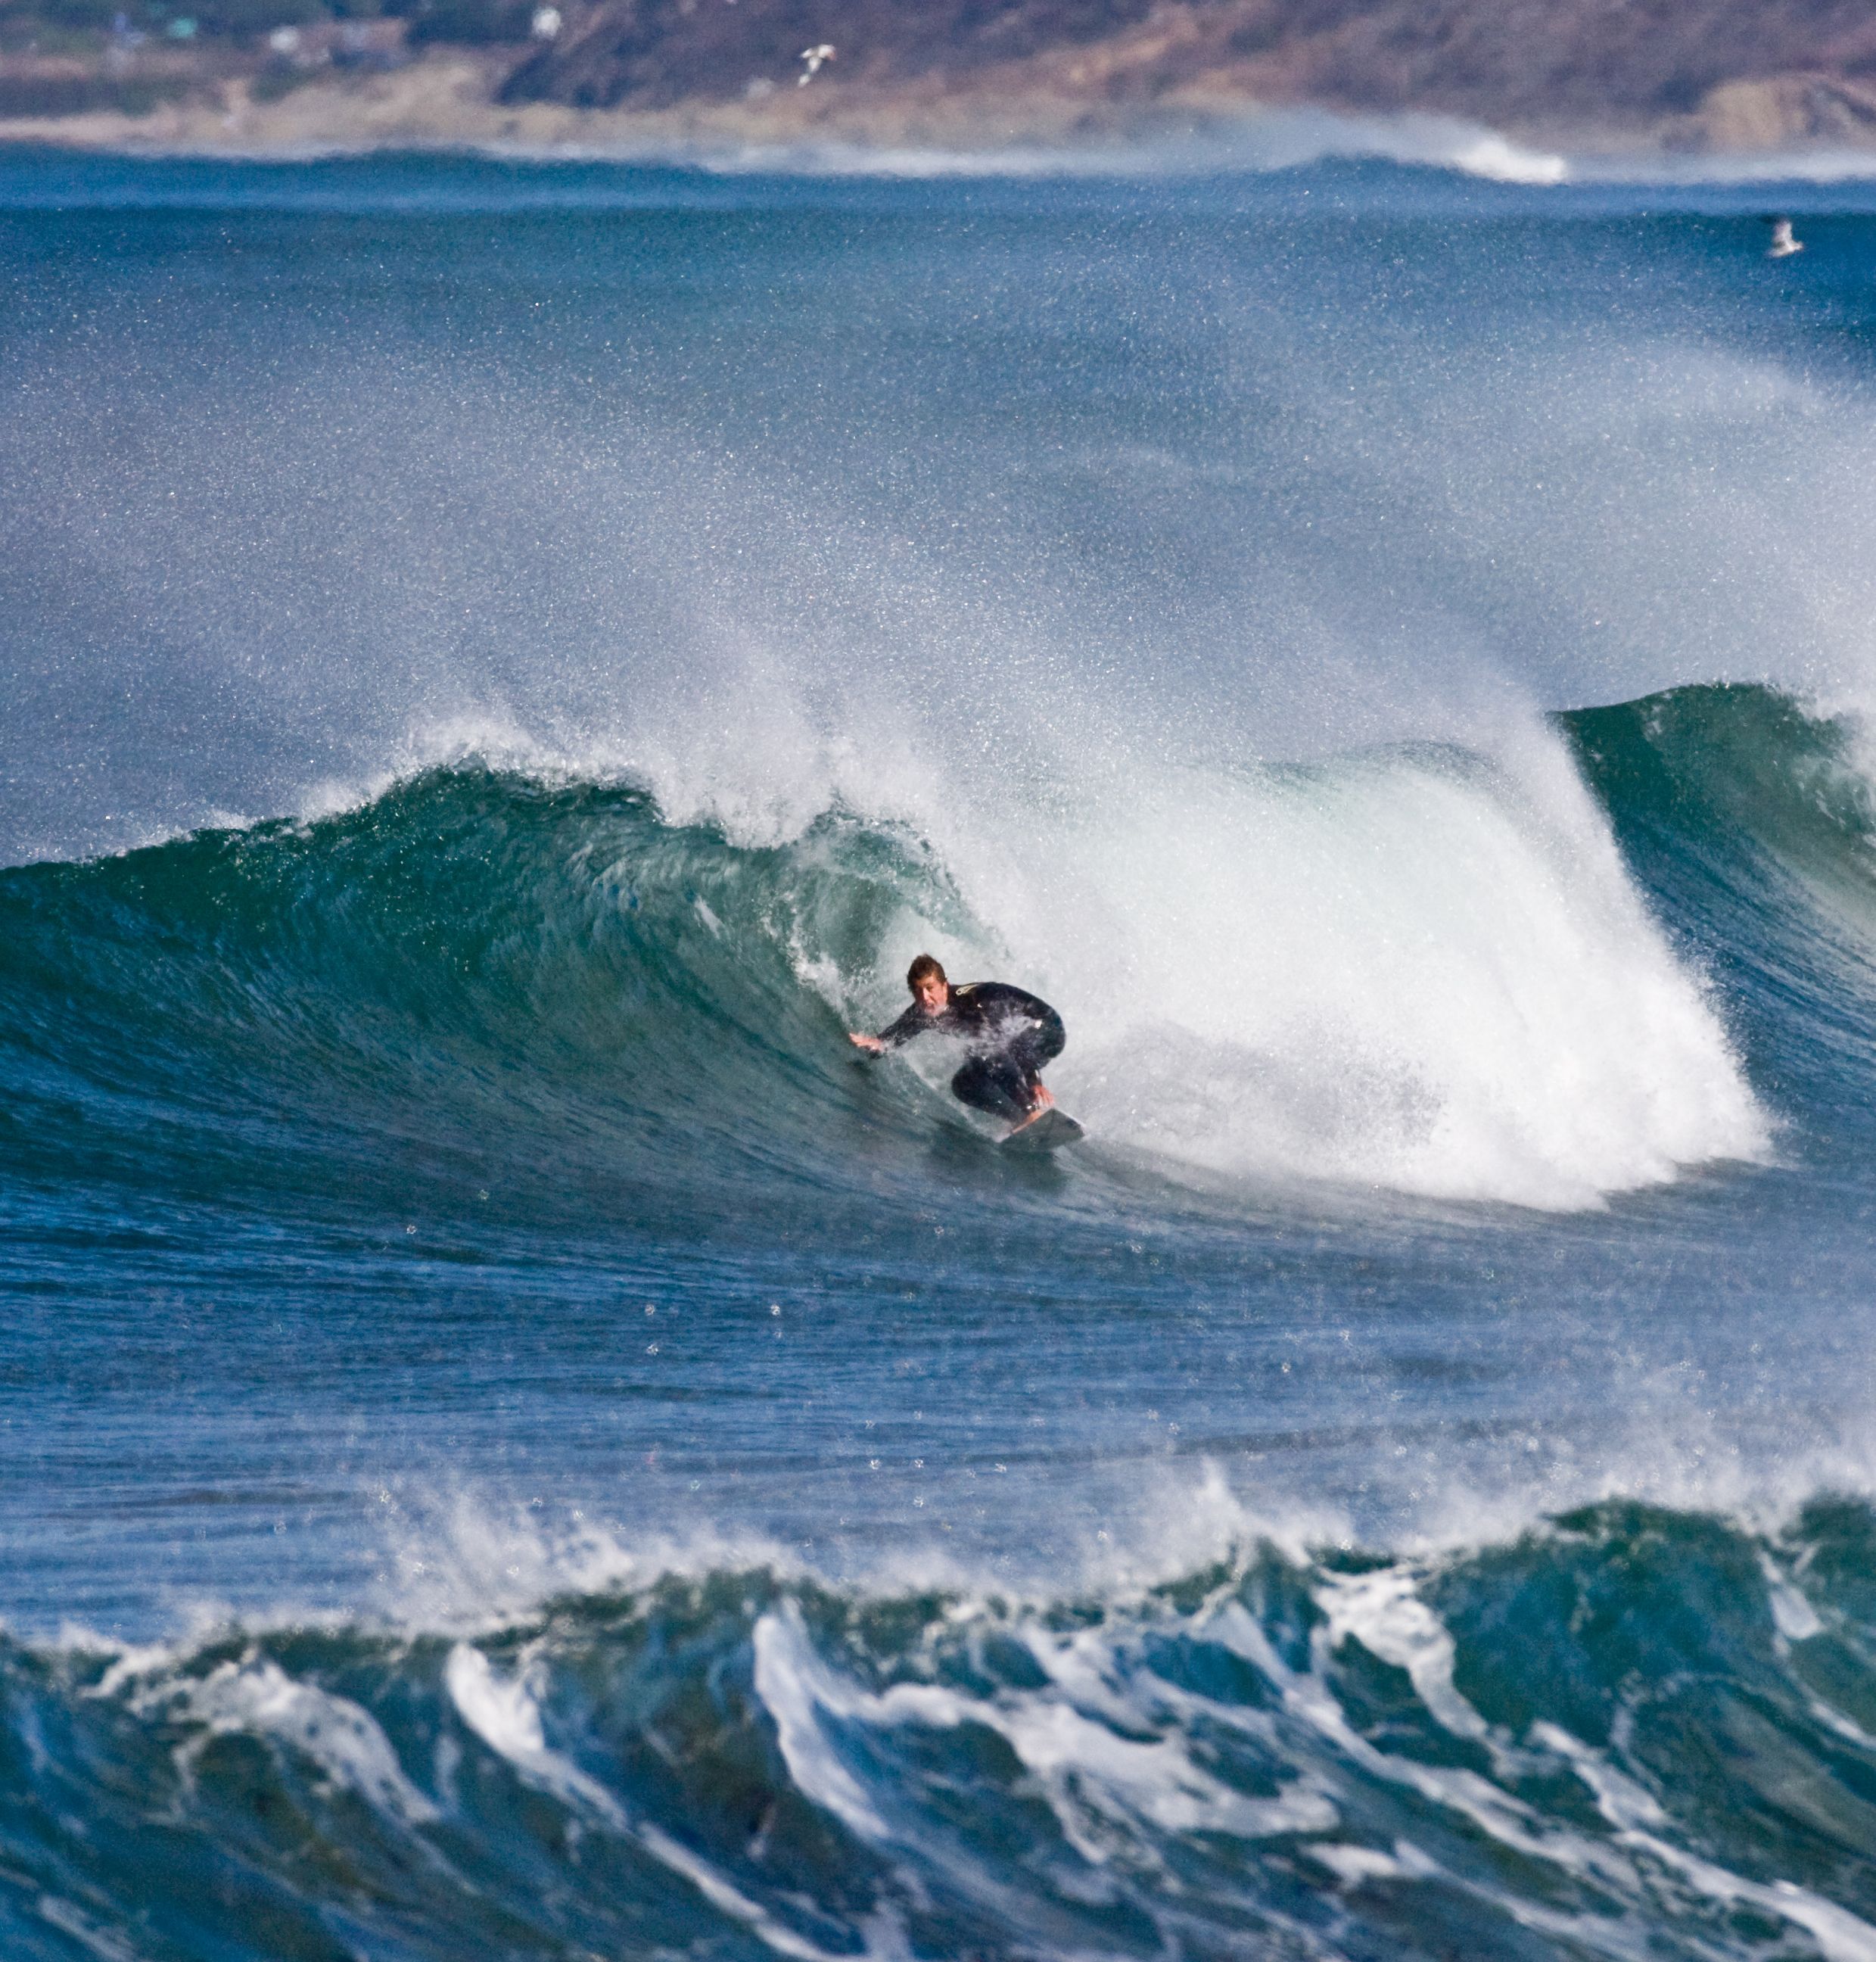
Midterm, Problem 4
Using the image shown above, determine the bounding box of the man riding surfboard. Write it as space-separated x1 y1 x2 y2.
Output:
849 954 1066 1139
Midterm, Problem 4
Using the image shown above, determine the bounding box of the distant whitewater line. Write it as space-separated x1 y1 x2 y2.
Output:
20 111 1876 195
0 92 1576 185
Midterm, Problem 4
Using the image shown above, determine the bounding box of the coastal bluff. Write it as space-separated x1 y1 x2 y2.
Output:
5 0 1876 157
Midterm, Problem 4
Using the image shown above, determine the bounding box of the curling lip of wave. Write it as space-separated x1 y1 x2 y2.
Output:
1038 727 1766 1210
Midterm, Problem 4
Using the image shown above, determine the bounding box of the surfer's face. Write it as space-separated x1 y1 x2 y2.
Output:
913 973 948 1013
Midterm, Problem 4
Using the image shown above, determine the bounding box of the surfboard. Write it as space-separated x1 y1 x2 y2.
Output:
1000 1108 1084 1154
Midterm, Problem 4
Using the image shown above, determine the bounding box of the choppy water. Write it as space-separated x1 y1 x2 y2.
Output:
9 145 1876 1959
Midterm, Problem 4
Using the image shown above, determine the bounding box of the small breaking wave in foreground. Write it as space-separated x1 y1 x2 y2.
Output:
11 1496 1876 1962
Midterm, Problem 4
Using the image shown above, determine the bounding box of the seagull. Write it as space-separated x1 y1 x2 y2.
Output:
1766 216 1804 259
798 42 834 85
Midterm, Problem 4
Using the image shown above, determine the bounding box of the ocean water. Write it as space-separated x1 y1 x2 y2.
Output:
9 144 1876 1958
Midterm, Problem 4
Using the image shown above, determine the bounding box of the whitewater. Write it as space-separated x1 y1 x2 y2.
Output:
10 146 1876 1960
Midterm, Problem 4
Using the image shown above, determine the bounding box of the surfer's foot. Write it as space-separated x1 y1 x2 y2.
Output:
1006 1084 1055 1136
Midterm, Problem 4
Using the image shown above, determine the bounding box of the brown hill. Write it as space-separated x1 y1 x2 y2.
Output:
7 0 1876 151
496 0 1876 145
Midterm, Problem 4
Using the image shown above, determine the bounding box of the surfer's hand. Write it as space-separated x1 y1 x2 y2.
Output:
849 1032 884 1053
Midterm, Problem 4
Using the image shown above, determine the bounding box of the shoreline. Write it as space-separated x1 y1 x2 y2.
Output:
3 52 1876 178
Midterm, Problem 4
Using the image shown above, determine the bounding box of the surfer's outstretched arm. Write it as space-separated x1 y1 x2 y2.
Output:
852 1002 926 1054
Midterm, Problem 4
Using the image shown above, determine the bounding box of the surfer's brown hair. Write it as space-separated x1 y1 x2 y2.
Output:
907 953 947 991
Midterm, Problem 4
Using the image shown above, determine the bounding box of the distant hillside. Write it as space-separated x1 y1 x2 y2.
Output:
496 0 1876 143
6 0 1876 151
496 0 1156 111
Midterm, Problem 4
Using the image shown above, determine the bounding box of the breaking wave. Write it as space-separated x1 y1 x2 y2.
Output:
6 682 1845 1218
11 1496 1876 1961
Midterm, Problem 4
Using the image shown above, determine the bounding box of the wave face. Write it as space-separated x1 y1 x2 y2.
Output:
0 770 960 1223
9 1499 1876 1962
1564 684 1876 1115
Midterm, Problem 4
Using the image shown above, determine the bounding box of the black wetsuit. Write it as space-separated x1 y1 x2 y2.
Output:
875 982 1066 1125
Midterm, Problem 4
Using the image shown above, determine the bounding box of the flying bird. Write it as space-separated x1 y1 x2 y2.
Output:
798 42 834 84
1766 216 1804 259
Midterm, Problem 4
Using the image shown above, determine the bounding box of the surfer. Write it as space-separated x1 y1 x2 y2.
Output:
849 954 1065 1136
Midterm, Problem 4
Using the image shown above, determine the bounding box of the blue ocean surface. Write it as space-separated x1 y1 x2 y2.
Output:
9 143 1876 1958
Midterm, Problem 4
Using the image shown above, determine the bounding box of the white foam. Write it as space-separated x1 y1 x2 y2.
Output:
444 1645 552 1768
750 1553 1876 1954
840 716 1769 1210
754 1595 1339 1880
33 1897 142 1962
1006 1631 1340 1846
445 1640 855 1961
378 1487 646 1628
1761 1552 1825 1643
751 1609 894 1840
139 1653 439 1826
1317 1839 1444 1889
1315 1565 1489 1741
1536 1722 1876 1962
1204 1562 1876 1960
644 109 1570 188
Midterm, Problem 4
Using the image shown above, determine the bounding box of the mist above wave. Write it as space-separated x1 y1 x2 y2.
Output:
11 174 1876 864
